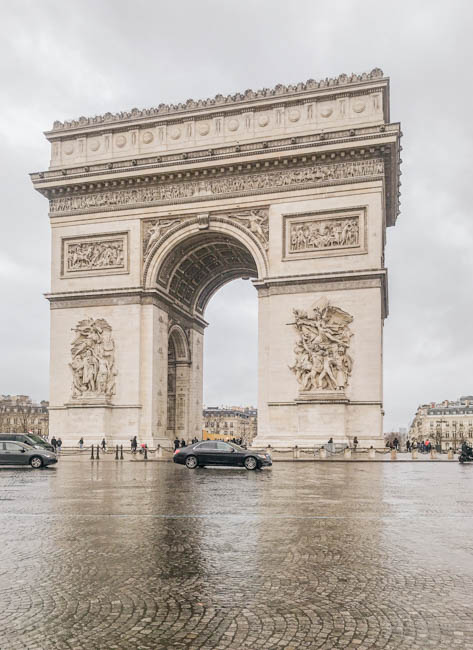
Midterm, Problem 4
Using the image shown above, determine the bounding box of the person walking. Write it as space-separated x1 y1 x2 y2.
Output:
131 436 138 454
56 438 62 454
393 437 399 451
50 436 57 452
174 437 180 451
353 436 359 452
180 438 186 448
406 439 411 452
78 437 84 450
101 438 106 452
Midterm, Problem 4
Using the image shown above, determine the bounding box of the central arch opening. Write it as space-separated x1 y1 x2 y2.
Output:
157 231 258 315
157 229 261 443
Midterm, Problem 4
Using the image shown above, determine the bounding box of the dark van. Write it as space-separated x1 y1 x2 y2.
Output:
0 433 54 452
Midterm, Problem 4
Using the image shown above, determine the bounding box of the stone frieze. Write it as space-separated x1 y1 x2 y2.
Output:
50 159 384 216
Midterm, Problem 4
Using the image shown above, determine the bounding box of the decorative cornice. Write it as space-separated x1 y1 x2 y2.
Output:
49 69 385 133
31 123 398 184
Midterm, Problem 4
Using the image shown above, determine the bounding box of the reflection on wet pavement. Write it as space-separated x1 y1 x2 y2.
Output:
1 458 473 649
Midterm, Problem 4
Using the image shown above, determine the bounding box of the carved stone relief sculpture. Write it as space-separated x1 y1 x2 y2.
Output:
289 217 359 253
70 318 117 400
232 209 269 249
66 239 124 272
50 159 384 215
143 218 182 257
289 297 353 393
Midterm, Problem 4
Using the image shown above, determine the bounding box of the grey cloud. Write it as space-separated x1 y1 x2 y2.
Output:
1 0 472 430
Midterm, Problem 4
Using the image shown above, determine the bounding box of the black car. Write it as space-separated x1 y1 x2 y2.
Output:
173 440 272 470
0 433 54 452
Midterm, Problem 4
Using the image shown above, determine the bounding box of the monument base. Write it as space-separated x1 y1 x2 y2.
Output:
252 399 384 449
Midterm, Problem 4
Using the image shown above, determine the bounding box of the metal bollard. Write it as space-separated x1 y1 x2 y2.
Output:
390 449 397 461
319 447 327 459
115 445 119 460
368 446 376 459
344 447 352 459
293 445 300 459
120 444 124 460
430 449 437 460
157 444 162 458
144 445 148 460
96 445 100 460
411 449 418 460
90 445 95 460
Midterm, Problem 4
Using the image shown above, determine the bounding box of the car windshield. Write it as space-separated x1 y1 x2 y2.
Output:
28 435 46 444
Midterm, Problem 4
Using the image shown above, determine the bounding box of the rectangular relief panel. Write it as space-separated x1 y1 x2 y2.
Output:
61 232 129 277
282 208 367 261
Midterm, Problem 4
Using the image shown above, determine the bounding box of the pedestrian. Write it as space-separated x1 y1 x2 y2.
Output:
78 437 84 450
180 438 186 448
406 439 411 452
353 436 358 452
412 440 418 450
393 437 399 451
174 437 180 450
50 436 57 452
131 436 138 454
101 438 106 451
57 438 62 454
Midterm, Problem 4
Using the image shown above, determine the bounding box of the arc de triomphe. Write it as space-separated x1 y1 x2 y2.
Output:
31 69 401 448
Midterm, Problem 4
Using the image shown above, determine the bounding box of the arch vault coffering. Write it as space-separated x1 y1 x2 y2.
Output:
156 231 258 315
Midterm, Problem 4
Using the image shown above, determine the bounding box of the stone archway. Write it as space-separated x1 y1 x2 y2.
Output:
32 69 401 448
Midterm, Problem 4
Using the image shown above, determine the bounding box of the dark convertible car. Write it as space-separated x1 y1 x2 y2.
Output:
173 440 272 470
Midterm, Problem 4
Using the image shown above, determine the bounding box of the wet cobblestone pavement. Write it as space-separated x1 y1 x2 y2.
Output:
1 457 473 649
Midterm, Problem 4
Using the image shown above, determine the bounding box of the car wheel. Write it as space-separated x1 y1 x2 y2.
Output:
244 456 258 471
185 455 198 469
30 456 43 469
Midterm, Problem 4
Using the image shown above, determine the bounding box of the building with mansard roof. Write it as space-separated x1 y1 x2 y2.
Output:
409 396 473 450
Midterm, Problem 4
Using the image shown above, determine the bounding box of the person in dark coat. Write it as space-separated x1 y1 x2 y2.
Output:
406 439 411 452
353 436 359 452
101 438 106 451
131 436 138 453
79 437 84 450
50 436 57 452
180 438 186 448
174 437 180 450
56 438 62 454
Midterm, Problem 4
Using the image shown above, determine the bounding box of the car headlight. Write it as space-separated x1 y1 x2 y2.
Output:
257 454 266 459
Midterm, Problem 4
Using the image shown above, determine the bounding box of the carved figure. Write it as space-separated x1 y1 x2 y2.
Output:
70 318 117 399
289 217 359 253
50 160 384 215
233 209 269 249
67 239 124 271
144 219 178 256
289 297 353 392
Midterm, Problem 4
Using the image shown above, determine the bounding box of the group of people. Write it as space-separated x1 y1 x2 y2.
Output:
385 439 433 453
173 437 199 450
50 436 63 453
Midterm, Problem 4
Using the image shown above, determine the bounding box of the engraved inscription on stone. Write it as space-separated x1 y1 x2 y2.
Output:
63 233 128 275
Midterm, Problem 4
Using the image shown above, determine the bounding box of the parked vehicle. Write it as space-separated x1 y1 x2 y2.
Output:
0 433 54 452
173 440 272 470
0 441 58 468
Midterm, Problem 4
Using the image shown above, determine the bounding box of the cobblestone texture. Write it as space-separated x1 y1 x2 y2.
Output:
1 458 473 648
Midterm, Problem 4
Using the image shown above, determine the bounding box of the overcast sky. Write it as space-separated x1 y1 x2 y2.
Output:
0 0 472 430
